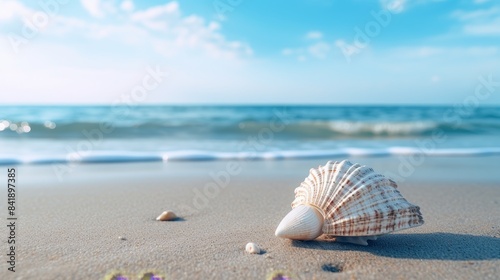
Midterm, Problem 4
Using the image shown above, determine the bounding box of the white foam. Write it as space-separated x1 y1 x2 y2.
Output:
327 121 438 135
2 147 500 165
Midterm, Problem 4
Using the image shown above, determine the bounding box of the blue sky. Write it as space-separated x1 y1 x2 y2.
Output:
0 0 499 105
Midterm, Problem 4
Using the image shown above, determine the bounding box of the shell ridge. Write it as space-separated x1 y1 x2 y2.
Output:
323 165 380 219
345 192 409 218
310 168 323 207
321 161 338 207
310 160 343 210
323 175 404 234
316 162 341 205
326 201 423 236
327 175 399 217
318 161 343 210
320 163 375 234
316 164 329 207
328 197 418 227
325 210 423 236
322 161 357 210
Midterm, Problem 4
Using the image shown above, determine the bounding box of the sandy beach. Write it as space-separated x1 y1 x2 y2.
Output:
1 157 499 280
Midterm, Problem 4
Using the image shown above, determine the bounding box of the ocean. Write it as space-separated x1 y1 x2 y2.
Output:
1 105 500 165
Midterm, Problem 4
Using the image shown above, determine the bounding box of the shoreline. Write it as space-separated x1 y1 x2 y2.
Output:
3 147 500 166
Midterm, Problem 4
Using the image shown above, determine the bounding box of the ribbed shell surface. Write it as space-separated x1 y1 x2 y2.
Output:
291 160 424 237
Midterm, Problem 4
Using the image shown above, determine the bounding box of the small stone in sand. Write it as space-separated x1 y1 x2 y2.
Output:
245 242 261 254
156 210 177 221
139 271 166 280
104 271 130 280
268 271 292 280
321 263 342 273
118 236 126 240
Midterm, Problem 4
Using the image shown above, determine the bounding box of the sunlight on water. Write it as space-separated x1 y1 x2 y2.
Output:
1 105 499 165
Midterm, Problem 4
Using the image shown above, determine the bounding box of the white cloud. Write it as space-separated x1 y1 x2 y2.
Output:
452 6 500 36
281 47 308 61
120 0 134 12
80 0 117 18
0 0 32 21
308 42 330 58
390 46 499 58
380 0 405 13
283 32 333 60
5 0 251 60
452 7 500 21
380 0 449 13
4 1 497 105
306 31 323 40
80 0 104 18
131 2 179 21
281 48 294 56
464 20 500 35
0 0 254 104
131 2 180 31
411 46 444 58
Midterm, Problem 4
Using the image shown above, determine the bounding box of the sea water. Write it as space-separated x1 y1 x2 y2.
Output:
0 105 499 165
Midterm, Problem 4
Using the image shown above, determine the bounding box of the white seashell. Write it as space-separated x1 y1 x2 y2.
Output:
275 160 424 244
156 210 177 221
245 242 261 254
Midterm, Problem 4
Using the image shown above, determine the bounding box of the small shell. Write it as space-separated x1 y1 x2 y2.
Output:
245 242 261 254
275 160 424 244
156 210 177 221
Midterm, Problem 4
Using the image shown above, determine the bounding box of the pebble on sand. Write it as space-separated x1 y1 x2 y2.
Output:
156 210 177 221
245 242 261 254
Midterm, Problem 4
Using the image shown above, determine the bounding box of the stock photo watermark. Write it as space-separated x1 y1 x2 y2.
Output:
52 65 170 181
6 168 17 273
385 74 499 182
177 108 292 215
8 0 69 54
336 1 403 63
213 0 244 20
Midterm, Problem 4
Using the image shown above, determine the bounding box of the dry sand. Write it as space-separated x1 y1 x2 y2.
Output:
1 158 499 279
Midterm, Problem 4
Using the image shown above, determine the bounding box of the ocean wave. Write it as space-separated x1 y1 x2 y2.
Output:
231 120 496 138
2 147 500 165
3 119 499 140
326 121 439 136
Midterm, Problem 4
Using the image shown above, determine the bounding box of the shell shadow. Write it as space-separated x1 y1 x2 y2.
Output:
153 217 186 222
291 232 500 261
169 217 186 222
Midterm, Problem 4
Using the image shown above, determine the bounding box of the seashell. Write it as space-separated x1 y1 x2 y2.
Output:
275 160 424 245
245 242 261 254
156 210 177 221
